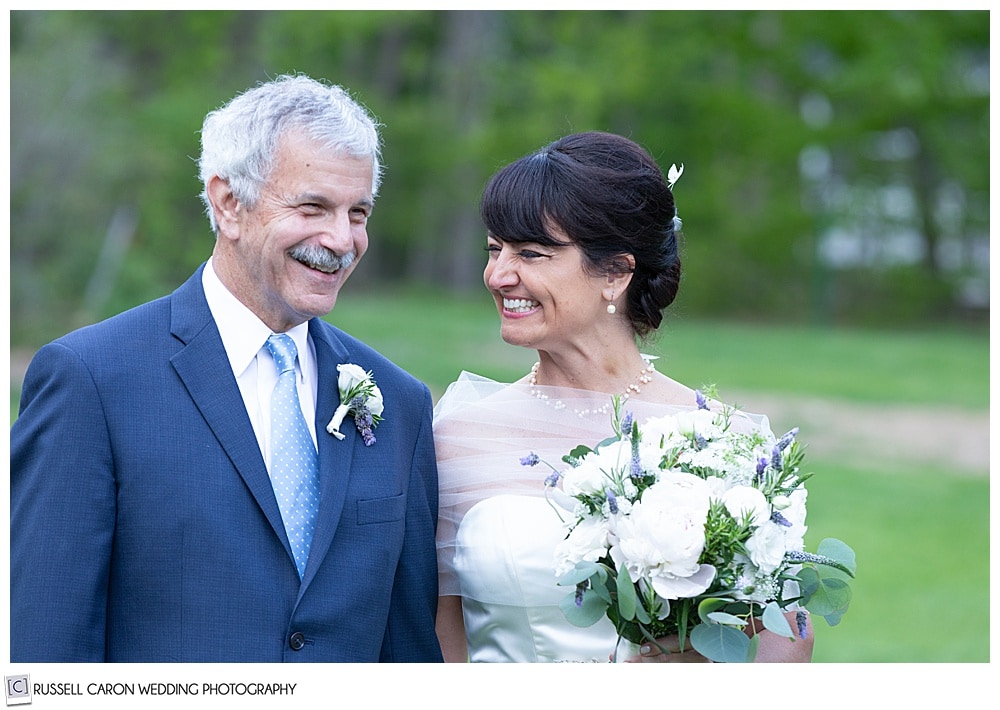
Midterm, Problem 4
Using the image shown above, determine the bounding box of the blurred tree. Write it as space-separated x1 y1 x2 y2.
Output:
8 9 988 350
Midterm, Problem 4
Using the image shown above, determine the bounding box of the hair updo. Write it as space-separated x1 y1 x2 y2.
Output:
479 131 682 338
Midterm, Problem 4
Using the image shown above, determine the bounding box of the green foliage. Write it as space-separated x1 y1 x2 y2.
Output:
8 10 989 350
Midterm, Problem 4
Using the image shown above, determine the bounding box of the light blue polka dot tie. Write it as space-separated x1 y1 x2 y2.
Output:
265 334 320 579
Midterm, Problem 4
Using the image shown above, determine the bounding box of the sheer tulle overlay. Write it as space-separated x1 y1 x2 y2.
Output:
434 371 773 662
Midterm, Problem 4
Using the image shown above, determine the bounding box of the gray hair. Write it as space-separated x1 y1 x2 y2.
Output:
197 73 383 233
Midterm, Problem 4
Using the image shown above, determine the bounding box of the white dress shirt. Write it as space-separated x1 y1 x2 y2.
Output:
201 258 319 472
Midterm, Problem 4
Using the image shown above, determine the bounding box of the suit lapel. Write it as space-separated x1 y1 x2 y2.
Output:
301 319 355 585
167 266 291 556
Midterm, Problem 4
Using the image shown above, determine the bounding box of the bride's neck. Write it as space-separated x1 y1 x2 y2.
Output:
531 349 652 394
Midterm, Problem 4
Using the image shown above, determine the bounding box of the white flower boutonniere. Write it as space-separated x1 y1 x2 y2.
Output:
326 363 384 446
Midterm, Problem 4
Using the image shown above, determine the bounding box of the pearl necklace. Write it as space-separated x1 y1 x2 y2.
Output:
527 358 656 417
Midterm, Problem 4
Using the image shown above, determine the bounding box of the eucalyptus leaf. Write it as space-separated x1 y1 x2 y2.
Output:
616 567 638 621
818 538 857 575
746 632 760 663
697 598 731 625
803 576 852 617
557 561 601 587
690 622 751 663
706 611 748 627
796 567 820 601
560 589 609 627
822 605 849 627
762 602 794 638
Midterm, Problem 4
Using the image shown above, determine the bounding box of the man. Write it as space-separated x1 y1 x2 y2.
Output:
10 74 443 662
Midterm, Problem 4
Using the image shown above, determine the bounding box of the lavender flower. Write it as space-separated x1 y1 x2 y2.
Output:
695 390 709 410
777 427 799 451
605 488 619 514
620 411 634 436
520 452 540 467
796 610 809 640
770 510 793 527
695 433 708 450
630 432 643 479
755 456 768 483
574 582 587 608
770 444 783 472
350 397 377 446
544 471 561 488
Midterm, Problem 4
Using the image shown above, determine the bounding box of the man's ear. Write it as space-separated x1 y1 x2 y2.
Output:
206 175 241 239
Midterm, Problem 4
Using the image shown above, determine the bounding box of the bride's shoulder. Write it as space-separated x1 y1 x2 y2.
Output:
433 371 528 430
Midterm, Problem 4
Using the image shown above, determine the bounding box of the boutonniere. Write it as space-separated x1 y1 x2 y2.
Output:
326 363 385 446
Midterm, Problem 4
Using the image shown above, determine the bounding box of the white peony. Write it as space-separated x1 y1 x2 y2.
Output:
554 516 610 578
610 472 716 600
673 408 723 440
780 487 809 552
721 485 770 526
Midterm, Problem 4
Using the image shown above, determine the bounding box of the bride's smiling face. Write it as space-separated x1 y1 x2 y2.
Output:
483 230 607 350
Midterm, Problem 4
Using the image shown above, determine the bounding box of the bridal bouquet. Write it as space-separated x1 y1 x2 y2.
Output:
524 390 856 663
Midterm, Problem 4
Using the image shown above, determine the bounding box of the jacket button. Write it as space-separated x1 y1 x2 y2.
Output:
288 632 306 651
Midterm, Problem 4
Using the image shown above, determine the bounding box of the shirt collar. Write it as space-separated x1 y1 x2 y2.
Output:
202 257 310 379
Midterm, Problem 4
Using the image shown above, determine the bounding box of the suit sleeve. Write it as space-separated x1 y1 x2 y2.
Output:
378 383 444 662
10 342 115 662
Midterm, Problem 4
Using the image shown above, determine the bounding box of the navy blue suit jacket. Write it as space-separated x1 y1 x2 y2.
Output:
10 265 443 662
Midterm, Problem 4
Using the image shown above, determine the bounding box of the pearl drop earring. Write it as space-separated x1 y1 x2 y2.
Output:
607 303 616 314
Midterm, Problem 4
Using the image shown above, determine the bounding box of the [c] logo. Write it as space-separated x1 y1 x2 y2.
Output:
4 675 31 706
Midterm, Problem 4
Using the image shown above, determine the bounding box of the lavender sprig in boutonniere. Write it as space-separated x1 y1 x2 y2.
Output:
326 363 384 446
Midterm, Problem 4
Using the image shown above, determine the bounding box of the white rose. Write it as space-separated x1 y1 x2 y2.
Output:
327 363 382 438
366 383 385 417
610 472 715 599
746 521 787 573
722 485 770 526
336 362 369 391
554 516 610 578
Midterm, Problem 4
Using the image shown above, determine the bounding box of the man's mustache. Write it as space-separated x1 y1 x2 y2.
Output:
288 244 356 273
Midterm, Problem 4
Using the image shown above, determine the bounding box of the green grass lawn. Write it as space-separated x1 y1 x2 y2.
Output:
805 460 990 662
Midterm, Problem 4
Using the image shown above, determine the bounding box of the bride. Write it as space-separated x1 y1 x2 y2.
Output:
434 131 814 663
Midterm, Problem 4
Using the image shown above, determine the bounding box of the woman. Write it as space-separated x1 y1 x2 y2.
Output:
434 131 813 663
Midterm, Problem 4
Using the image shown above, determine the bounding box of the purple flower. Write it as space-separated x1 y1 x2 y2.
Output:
695 390 709 410
605 488 619 514
544 471 561 488
621 411 634 436
755 456 768 483
520 452 540 467
770 510 793 527
777 427 799 451
796 610 809 640
770 445 783 472
630 432 643 478
350 399 377 446
574 583 587 607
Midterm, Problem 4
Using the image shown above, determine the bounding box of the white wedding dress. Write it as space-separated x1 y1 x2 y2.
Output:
454 493 624 662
